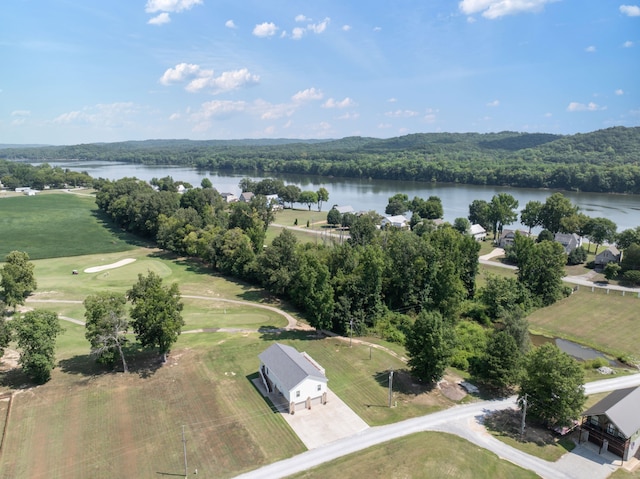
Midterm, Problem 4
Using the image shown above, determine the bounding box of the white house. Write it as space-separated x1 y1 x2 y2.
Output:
265 194 282 210
470 224 487 241
381 215 409 229
220 192 238 203
258 343 328 414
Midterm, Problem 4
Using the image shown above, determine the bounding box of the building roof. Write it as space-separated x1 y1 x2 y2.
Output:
583 386 640 438
597 245 620 256
240 192 254 201
470 224 486 235
382 215 408 225
259 343 327 392
334 205 354 214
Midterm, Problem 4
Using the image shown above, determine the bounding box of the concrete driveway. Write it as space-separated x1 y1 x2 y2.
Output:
253 378 369 450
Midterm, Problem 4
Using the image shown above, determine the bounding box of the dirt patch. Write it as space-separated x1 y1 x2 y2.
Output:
0 349 20 370
392 370 467 407
437 375 468 401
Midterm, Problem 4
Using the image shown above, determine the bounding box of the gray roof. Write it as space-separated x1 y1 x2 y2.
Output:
258 343 327 392
582 386 640 438
334 205 354 214
598 245 620 256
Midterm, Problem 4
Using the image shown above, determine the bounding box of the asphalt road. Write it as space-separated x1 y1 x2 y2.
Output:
235 373 640 479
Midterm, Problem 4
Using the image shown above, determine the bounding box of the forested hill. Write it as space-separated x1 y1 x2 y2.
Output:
3 126 640 194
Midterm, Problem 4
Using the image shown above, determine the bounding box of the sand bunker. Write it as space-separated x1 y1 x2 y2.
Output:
84 258 136 273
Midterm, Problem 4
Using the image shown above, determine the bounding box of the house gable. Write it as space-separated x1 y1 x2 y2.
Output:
583 386 640 439
259 343 327 393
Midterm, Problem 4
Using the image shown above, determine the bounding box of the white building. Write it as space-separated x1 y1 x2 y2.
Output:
381 215 409 229
258 343 328 414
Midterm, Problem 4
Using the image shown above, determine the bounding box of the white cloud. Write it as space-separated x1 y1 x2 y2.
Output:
585 45 596 53
323 97 355 109
486 99 500 107
378 123 392 129
253 22 278 37
159 63 202 85
295 14 309 22
194 100 247 120
620 5 640 16
160 64 259 93
11 110 30 126
566 101 605 112
292 87 323 102
186 68 260 94
387 98 397 103
11 110 31 117
254 100 297 120
373 26 382 32
459 0 558 19
145 0 203 13
308 18 330 34
291 27 305 40
623 40 634 47
385 109 419 118
148 13 171 25
53 102 138 127
337 112 360 120
169 113 181 120
225 20 236 29
342 25 351 31
615 89 624 95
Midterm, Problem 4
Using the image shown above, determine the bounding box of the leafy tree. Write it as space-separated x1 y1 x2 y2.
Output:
213 227 256 279
200 177 213 189
559 212 591 237
385 193 410 215
585 217 617 255
567 246 587 265
13 309 63 383
412 195 443 219
298 190 318 210
603 262 621 280
84 293 129 372
238 177 255 193
520 201 543 234
536 229 554 243
488 194 519 239
341 212 356 228
0 316 11 360
348 212 379 246
623 270 640 285
254 178 285 196
290 247 334 330
453 217 471 235
326 207 342 226
406 311 455 383
539 193 578 234
257 229 299 295
517 236 567 306
479 274 532 321
279 184 301 208
472 331 522 393
500 309 532 355
228 201 266 252
617 227 640 250
316 187 329 211
451 320 488 371
621 243 640 271
519 343 585 427
0 251 37 309
468 199 491 231
127 272 185 362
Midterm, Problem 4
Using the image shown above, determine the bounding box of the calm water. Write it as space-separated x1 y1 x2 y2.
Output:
40 160 640 231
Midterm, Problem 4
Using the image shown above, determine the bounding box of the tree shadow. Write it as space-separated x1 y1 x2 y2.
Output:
0 368 37 390
89 209 151 248
57 346 164 379
372 368 436 397
258 329 324 342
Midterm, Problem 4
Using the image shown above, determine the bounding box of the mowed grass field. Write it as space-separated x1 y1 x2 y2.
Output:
0 191 140 260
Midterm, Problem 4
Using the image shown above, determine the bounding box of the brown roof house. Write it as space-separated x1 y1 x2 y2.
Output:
580 386 640 460
258 343 328 414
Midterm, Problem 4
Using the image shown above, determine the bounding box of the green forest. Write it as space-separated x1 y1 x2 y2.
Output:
2 126 640 194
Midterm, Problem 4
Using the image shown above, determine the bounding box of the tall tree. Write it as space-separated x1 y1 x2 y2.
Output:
539 193 578 234
468 199 491 231
348 212 380 246
617 227 640 250
471 331 522 393
298 190 318 211
257 229 299 295
316 187 329 211
83 292 129 372
488 194 519 239
127 272 185 363
13 309 63 383
0 251 37 309
519 343 585 427
586 217 617 255
520 200 543 234
385 193 410 215
517 238 567 306
406 311 455 383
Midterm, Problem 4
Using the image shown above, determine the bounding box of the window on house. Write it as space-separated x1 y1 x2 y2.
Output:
590 416 599 427
317 384 321 391
296 390 300 398
607 423 617 436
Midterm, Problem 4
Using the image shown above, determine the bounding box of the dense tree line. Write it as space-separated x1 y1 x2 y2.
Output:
3 127 640 194
0 160 93 189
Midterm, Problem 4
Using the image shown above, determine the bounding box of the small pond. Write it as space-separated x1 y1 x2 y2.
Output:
530 334 619 366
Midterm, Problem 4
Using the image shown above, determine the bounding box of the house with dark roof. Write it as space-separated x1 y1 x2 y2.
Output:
580 386 640 460
554 232 582 254
497 229 530 248
258 343 328 414
239 192 255 203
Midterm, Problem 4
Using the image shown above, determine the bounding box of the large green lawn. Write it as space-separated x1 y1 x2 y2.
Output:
0 192 138 259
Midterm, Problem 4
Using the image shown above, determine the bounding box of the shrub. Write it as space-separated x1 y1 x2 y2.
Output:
582 357 609 369
567 246 587 265
622 269 640 285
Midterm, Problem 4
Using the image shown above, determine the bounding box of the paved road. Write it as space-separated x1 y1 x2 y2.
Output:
235 373 640 479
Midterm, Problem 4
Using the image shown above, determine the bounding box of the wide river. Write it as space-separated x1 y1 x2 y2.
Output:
44 160 640 231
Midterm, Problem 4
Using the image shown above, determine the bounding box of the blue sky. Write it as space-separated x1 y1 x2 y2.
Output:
1 0 639 144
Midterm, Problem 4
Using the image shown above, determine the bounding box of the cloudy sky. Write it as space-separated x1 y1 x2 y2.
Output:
1 0 639 144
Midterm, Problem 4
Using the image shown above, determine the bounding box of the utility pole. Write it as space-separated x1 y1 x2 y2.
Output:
520 394 527 440
349 320 353 347
388 368 394 407
182 425 188 478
